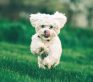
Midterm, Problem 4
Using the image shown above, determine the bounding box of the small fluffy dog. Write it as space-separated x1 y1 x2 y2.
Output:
30 12 67 69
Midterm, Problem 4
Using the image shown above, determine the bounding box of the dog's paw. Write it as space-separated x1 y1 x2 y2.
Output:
33 47 44 55
39 47 49 55
39 47 46 55
38 63 46 69
39 47 44 52
43 57 55 69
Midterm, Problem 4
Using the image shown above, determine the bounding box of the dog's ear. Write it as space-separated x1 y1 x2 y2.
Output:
53 11 67 28
29 14 40 27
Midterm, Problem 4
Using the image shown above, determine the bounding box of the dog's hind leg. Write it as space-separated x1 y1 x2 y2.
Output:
38 56 46 69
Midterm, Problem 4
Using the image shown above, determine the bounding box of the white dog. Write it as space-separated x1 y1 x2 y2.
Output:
30 12 67 69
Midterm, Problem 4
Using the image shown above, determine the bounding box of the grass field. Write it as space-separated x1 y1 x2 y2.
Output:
0 19 93 82
0 42 93 82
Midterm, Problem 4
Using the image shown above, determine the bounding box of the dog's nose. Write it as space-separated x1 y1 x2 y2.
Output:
44 30 48 34
44 30 50 38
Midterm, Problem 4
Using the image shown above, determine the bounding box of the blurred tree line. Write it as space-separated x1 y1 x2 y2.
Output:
0 0 93 28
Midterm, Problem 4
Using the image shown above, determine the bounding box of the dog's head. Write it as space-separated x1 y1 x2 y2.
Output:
30 12 67 41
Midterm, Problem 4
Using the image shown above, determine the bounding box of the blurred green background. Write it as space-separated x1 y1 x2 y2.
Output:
0 0 93 82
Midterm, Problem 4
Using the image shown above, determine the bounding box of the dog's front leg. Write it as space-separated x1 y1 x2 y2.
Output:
42 55 58 69
38 46 49 55
42 41 62 69
38 56 46 69
30 34 49 56
31 42 49 56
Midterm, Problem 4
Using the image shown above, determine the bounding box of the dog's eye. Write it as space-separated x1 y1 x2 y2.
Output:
41 25 45 28
50 25 53 29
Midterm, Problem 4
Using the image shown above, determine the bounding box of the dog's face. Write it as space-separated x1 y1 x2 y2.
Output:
30 12 67 41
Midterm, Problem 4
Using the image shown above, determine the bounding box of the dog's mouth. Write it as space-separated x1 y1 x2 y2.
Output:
38 34 50 41
43 34 50 38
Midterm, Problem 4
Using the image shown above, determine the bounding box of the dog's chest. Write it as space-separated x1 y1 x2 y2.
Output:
43 41 52 48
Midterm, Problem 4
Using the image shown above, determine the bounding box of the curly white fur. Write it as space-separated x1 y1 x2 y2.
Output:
30 11 67 69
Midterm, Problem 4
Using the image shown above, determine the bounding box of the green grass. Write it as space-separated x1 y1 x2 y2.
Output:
0 19 93 82
0 42 93 82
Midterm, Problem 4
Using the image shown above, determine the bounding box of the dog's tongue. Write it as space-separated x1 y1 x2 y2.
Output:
44 31 50 38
